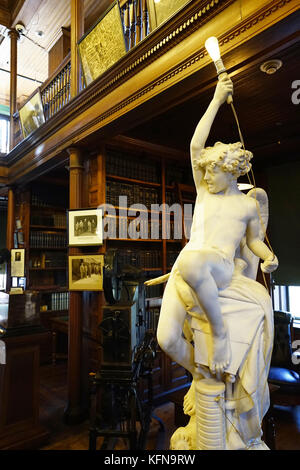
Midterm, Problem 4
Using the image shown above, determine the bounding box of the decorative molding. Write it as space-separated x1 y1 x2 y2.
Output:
3 0 299 184
46 26 70 53
71 0 299 142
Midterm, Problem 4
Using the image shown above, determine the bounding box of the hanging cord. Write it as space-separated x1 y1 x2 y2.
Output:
229 102 275 289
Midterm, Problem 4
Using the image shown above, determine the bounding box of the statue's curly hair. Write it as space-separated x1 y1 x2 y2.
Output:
196 142 253 177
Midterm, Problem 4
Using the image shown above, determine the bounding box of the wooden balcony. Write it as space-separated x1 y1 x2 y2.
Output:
1 0 299 187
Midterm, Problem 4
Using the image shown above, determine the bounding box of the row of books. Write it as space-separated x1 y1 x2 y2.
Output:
29 269 66 288
30 232 67 248
166 165 194 186
166 249 180 267
117 249 162 269
49 292 69 311
29 254 66 268
31 192 65 209
31 213 66 228
165 191 178 206
145 307 160 332
106 151 160 183
145 283 163 299
106 181 160 208
106 217 184 240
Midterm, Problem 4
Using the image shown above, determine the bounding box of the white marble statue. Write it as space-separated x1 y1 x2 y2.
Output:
146 76 278 450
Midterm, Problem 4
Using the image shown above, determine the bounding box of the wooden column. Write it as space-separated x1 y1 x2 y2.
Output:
6 187 15 251
70 0 84 98
65 147 85 424
8 29 19 151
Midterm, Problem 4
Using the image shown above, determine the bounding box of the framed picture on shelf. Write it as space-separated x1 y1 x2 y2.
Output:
19 88 45 138
68 208 103 246
69 255 104 291
11 248 25 277
147 0 192 31
78 0 127 87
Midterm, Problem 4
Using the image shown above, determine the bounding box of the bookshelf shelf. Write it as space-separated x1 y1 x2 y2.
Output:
31 205 66 212
29 246 67 250
109 206 162 215
107 238 163 242
106 174 161 187
143 267 162 271
29 267 66 271
42 309 68 314
30 286 68 292
30 225 67 231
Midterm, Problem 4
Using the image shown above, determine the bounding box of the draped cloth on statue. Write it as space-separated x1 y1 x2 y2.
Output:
185 260 274 449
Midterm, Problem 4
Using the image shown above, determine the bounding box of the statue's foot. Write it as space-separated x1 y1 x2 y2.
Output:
183 381 195 416
209 329 231 376
170 416 197 450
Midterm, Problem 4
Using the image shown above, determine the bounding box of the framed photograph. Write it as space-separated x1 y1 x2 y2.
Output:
68 208 103 246
11 248 25 277
69 255 104 291
78 1 127 87
147 0 192 31
19 88 45 138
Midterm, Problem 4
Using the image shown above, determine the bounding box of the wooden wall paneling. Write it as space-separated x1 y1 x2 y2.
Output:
48 27 70 77
0 331 49 449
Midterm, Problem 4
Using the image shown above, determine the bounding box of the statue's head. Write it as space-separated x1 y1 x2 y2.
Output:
197 142 253 178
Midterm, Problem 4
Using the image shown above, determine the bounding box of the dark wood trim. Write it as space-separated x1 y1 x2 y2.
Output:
3 2 300 186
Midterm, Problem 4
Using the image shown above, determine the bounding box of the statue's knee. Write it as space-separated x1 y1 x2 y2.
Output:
177 253 207 288
157 329 176 354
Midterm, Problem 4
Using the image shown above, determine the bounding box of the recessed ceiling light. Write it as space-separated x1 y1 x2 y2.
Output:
35 30 44 37
260 59 282 75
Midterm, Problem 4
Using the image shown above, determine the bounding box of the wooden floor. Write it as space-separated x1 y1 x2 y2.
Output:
38 361 300 451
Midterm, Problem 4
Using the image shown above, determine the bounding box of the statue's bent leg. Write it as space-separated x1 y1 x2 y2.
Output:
176 249 233 375
157 272 195 375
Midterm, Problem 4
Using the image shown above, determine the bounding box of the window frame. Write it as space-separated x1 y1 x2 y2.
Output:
0 114 10 154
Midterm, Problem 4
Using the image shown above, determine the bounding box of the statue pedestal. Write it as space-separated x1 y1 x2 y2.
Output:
0 326 49 449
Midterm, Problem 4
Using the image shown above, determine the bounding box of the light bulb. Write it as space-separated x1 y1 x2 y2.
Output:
205 37 220 62
204 35 233 104
238 183 254 191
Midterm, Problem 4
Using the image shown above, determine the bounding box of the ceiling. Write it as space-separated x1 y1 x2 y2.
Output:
123 40 300 171
0 0 111 107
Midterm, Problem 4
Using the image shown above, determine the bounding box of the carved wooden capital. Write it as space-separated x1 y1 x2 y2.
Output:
7 29 20 41
67 147 84 170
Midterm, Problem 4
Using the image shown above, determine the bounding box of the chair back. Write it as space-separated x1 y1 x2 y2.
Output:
271 310 294 369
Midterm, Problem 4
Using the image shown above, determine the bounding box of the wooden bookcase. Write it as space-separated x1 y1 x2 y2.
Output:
14 182 69 361
101 144 195 400
12 142 195 401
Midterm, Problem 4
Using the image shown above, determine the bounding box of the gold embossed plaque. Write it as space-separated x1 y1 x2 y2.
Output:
78 1 127 87
147 0 192 31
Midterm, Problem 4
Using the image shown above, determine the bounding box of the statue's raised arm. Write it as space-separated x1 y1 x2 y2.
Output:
190 75 233 190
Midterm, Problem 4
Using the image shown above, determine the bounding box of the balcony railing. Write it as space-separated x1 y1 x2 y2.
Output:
120 0 149 50
12 0 150 148
41 55 71 121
